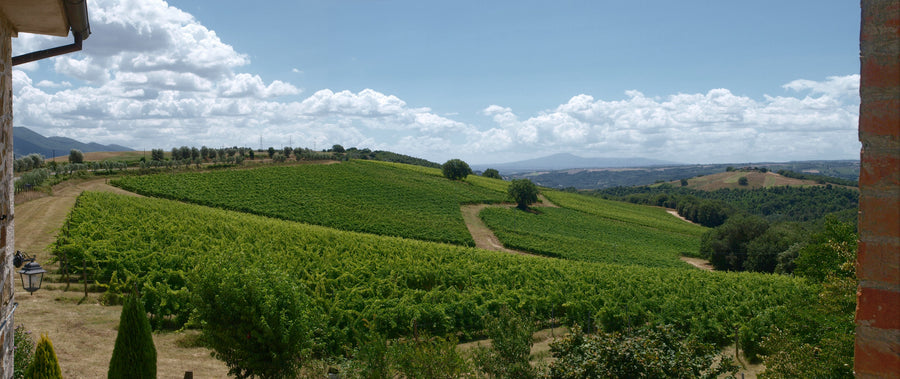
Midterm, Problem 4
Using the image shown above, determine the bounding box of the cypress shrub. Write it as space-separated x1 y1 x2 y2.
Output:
108 292 157 379
25 334 62 379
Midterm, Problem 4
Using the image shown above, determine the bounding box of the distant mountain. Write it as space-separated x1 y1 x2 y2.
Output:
472 153 679 173
13 126 133 158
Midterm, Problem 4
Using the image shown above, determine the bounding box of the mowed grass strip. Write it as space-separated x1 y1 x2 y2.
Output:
112 160 508 245
480 207 697 267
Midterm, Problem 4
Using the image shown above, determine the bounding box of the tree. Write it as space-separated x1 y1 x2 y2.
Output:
508 179 539 209
194 260 309 379
267 147 276 158
744 222 803 273
25 334 62 379
700 214 769 271
331 144 345 153
473 307 535 378
68 149 84 164
738 176 749 186
108 292 157 379
441 159 472 180
680 178 689 186
482 168 501 179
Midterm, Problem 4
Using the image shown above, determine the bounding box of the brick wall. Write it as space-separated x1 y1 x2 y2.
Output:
0 12 15 379
856 0 900 377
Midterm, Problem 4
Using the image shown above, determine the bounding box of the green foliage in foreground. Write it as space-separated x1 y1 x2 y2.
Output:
111 160 507 245
26 334 62 379
57 192 813 359
548 324 738 379
108 293 157 379
14 325 35 379
480 207 698 267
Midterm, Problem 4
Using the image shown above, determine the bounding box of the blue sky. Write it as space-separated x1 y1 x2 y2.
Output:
12 0 860 164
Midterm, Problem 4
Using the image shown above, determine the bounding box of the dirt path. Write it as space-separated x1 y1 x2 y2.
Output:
666 208 699 225
460 194 557 256
680 256 714 271
13 178 229 378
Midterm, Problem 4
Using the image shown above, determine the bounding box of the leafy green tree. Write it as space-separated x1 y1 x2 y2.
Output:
441 159 472 180
267 147 276 158
744 222 804 273
508 179 539 210
738 176 749 186
482 168 501 179
108 292 157 379
331 144 345 153
473 307 535 379
68 149 84 164
680 178 689 186
794 217 857 282
700 214 769 271
193 259 310 379
25 334 62 379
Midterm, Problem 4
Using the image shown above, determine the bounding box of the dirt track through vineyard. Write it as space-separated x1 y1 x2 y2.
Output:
459 194 557 256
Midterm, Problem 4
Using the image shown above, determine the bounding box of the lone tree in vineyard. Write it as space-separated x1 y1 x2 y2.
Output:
442 159 472 180
508 179 539 210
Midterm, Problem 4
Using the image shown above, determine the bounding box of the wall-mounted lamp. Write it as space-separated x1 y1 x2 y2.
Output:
14 251 46 295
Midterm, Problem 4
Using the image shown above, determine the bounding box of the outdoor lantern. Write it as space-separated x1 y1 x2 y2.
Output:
14 251 46 295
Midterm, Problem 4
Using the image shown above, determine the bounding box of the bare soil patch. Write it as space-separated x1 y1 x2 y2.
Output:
13 178 229 378
680 256 714 271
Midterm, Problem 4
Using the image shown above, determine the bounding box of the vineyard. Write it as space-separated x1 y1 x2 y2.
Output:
56 190 815 357
111 160 508 245
480 207 697 267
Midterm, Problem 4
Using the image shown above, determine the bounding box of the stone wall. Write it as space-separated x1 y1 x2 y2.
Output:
856 0 900 377
0 12 15 379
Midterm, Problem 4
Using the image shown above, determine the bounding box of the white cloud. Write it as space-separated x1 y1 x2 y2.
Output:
471 75 859 163
10 0 860 165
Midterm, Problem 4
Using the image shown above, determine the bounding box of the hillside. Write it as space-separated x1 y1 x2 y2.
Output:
672 170 826 191
13 126 133 158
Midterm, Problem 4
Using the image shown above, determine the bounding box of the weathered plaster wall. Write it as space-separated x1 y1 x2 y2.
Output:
0 11 16 379
856 1 900 377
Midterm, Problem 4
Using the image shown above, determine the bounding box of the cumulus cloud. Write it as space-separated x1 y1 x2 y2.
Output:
10 0 860 164
473 75 860 163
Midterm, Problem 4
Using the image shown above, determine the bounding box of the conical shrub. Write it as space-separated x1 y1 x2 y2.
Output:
108 291 157 379
25 333 62 379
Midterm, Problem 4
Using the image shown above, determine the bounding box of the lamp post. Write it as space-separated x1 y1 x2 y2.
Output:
14 251 46 295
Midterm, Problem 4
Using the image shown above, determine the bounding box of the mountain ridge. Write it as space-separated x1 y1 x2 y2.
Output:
13 126 133 158
472 153 680 173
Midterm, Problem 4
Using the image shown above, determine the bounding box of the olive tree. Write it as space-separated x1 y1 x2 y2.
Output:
68 149 84 164
442 159 472 180
508 179 539 209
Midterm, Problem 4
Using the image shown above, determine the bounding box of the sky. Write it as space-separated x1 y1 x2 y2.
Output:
12 0 861 165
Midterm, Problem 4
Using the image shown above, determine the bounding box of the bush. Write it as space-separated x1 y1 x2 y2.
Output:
26 334 62 379
14 325 35 379
508 179 539 210
738 176 749 186
548 324 737 379
108 292 157 379
389 334 471 378
193 258 310 379
473 307 536 379
441 159 472 180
